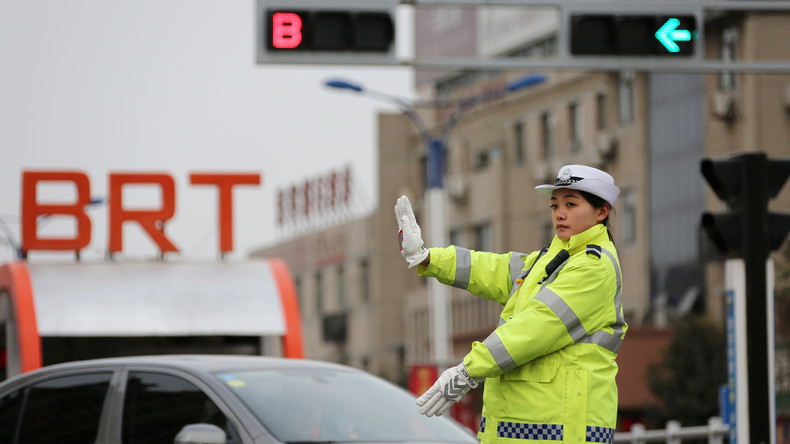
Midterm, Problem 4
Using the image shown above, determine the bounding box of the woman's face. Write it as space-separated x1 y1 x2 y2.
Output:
550 189 609 240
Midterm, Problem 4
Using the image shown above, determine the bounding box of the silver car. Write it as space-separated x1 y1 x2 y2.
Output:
0 355 478 444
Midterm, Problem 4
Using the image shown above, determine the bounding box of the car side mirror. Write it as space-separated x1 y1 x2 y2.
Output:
174 423 227 444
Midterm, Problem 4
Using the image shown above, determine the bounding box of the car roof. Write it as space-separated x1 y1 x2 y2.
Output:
2 355 361 385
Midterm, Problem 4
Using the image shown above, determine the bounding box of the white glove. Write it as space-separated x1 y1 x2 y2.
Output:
416 363 479 417
394 195 429 268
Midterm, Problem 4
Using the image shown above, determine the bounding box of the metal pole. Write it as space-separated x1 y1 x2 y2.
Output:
423 137 451 365
739 154 772 444
426 188 451 364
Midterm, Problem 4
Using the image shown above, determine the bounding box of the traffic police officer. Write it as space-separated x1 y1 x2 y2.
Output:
396 164 627 444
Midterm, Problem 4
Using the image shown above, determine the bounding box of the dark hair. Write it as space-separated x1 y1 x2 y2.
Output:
579 190 615 242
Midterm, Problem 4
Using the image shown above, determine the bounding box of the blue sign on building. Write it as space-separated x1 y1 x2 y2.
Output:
725 288 737 443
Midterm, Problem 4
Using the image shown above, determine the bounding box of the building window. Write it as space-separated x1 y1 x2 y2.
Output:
450 228 467 248
473 223 493 251
569 101 582 152
431 8 461 32
315 271 323 315
541 112 553 159
337 266 346 309
472 149 490 170
513 122 526 165
622 189 637 244
618 71 634 124
360 259 370 303
596 92 607 131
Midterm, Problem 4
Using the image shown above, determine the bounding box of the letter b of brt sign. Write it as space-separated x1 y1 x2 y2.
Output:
256 0 397 65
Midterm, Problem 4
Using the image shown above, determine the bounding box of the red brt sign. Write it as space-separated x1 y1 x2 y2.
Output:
21 171 261 257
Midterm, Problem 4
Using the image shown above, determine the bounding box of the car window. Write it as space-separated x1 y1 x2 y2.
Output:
215 368 477 444
122 371 238 444
0 389 24 443
14 372 112 443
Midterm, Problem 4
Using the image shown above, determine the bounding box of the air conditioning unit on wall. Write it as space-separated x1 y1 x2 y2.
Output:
712 90 737 122
446 176 469 203
597 132 618 161
322 312 347 343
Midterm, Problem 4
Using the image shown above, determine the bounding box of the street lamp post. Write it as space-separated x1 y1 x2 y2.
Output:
325 73 546 365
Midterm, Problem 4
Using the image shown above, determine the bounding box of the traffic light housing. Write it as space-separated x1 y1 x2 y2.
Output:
256 0 397 65
570 14 696 56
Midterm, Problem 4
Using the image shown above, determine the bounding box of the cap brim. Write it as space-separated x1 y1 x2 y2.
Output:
535 179 620 206
535 183 588 197
535 184 563 198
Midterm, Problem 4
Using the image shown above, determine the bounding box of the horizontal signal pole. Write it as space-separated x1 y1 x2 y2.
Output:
404 0 790 9
403 57 790 74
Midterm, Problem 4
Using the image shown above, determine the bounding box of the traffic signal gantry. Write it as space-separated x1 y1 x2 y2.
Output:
701 152 790 444
255 0 790 73
256 0 698 65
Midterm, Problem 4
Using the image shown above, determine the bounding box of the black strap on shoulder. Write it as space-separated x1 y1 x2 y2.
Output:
540 249 569 284
534 245 603 286
520 245 549 281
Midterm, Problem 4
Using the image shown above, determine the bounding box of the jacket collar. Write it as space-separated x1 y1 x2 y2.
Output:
549 224 608 254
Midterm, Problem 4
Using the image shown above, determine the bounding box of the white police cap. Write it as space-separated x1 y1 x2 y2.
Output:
535 164 620 206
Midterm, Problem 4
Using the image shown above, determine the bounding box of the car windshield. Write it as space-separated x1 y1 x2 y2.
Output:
213 368 477 444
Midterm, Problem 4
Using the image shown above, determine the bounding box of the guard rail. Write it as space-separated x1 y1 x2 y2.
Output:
613 417 729 444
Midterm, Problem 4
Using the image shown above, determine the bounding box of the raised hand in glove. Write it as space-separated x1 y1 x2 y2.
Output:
394 195 429 268
416 363 479 417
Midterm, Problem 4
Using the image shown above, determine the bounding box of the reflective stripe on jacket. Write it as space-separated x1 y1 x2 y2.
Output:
418 224 627 443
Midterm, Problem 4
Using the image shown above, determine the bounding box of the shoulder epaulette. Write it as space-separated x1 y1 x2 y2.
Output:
586 244 602 259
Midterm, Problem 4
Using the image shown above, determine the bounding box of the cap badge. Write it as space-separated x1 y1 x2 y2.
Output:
555 168 580 186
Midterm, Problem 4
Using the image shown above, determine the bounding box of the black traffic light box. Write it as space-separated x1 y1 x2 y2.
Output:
570 14 696 56
701 153 790 256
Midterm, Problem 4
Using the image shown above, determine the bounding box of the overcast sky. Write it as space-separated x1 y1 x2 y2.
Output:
0 0 414 262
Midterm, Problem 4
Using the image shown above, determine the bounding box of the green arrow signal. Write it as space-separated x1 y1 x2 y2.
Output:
655 18 692 53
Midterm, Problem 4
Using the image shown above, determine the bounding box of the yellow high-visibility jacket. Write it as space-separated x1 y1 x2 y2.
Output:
419 224 627 444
